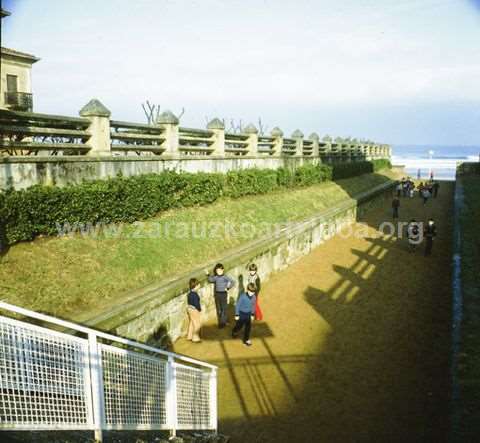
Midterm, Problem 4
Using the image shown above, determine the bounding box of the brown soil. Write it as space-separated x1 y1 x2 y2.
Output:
174 183 454 443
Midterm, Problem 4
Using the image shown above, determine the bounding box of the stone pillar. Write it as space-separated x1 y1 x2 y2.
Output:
79 99 111 156
291 129 304 156
322 136 332 163
243 123 259 156
157 110 179 157
207 118 225 157
309 132 320 158
271 127 283 157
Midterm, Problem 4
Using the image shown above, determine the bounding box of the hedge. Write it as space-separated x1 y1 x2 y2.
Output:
0 160 390 246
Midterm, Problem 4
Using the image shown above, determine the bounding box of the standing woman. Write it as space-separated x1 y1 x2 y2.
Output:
248 264 263 321
206 263 235 329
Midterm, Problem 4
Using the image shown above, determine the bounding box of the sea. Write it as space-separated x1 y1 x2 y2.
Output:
391 145 480 181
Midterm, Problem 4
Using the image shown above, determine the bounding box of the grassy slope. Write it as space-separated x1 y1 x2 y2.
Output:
0 170 400 319
457 175 480 439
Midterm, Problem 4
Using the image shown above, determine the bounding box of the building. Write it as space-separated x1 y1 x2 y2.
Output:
0 8 40 112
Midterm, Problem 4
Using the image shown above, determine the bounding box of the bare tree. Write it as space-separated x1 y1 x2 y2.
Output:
141 100 161 125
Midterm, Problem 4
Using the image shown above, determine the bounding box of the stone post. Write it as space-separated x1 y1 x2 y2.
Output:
243 123 259 156
270 127 284 157
291 129 304 156
207 118 225 157
157 110 179 157
79 99 111 156
309 133 320 158
322 135 332 163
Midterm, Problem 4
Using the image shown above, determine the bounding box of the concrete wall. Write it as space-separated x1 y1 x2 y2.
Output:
83 180 395 345
0 155 322 190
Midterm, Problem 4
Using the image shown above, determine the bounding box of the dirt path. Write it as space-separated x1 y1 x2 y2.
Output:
174 183 454 443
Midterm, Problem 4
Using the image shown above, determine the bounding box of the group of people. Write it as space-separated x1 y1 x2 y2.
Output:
392 176 438 256
186 263 262 347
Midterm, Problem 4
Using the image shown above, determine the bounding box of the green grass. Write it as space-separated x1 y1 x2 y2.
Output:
457 175 480 440
0 170 399 320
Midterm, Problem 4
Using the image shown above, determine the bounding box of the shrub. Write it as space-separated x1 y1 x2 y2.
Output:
0 160 389 246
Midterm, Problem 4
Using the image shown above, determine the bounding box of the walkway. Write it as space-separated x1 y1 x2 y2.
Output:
174 183 454 443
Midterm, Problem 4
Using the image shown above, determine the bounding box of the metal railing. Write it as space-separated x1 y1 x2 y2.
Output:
4 92 33 112
0 301 217 441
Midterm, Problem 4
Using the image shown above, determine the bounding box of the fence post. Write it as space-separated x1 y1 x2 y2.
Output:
244 123 258 156
271 127 283 157
209 368 218 432
322 135 332 163
291 129 304 156
207 118 225 157
88 332 105 443
166 355 178 437
309 132 320 158
157 110 180 157
79 99 112 157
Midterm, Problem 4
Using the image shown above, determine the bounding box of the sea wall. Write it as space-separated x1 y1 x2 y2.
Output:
84 180 396 345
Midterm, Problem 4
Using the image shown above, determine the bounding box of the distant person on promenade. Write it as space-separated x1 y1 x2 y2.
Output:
424 218 437 256
396 182 402 197
407 219 421 253
186 278 202 343
206 263 235 329
417 169 421 180
392 196 400 219
421 187 431 205
232 282 257 346
433 181 440 198
417 182 424 199
430 170 434 180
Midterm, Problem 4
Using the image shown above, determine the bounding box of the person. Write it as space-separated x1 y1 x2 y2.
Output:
407 219 421 252
232 282 257 346
433 181 440 198
206 263 235 329
417 168 421 180
430 170 434 180
421 187 431 205
186 278 202 343
392 196 400 219
424 218 437 256
417 182 424 199
248 263 263 321
396 182 402 198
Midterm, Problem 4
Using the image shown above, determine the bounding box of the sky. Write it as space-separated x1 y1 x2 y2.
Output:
2 0 480 146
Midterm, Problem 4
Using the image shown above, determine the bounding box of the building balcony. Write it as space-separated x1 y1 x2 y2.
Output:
4 92 33 112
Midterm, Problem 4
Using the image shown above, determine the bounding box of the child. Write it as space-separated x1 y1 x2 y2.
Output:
206 263 235 329
186 278 202 343
232 283 257 346
248 263 263 321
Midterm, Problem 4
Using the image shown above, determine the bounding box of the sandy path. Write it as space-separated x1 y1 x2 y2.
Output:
174 183 454 443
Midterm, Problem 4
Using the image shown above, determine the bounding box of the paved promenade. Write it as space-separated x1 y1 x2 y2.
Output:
174 183 454 443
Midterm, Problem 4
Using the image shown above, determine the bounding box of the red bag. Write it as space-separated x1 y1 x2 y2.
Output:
255 297 263 321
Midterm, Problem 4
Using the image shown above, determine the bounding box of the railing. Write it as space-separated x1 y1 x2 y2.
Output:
178 127 215 156
110 120 165 156
0 301 217 442
4 92 33 112
0 109 91 155
0 98 391 159
224 132 249 155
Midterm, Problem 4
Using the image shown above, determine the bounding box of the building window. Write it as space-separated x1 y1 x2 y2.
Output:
6 74 18 93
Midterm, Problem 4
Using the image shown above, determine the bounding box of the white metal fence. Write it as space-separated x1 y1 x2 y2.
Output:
0 301 217 441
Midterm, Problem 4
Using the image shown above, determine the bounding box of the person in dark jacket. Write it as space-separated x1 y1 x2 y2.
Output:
424 218 437 256
186 278 202 343
432 181 440 198
206 263 235 328
232 283 257 346
247 263 263 320
392 197 400 219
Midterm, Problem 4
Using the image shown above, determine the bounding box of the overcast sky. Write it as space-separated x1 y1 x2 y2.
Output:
2 0 480 146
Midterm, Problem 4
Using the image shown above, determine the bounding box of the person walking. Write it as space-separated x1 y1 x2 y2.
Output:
424 218 437 256
433 181 440 198
206 263 235 329
392 196 400 219
422 187 431 205
186 278 202 343
232 283 257 346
